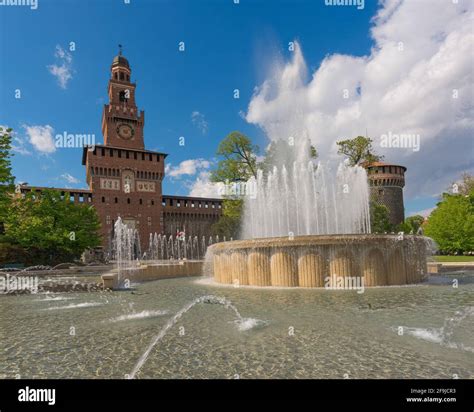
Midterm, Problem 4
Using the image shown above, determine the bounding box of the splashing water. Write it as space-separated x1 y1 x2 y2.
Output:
396 307 474 352
44 302 103 311
146 232 218 261
34 296 76 302
241 160 371 239
231 317 268 331
113 217 141 288
109 310 170 323
129 295 265 379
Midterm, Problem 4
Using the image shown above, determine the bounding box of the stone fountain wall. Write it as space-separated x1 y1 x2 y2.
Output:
208 235 428 287
102 261 203 289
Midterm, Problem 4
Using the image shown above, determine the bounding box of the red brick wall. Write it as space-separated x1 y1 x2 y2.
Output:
84 145 165 251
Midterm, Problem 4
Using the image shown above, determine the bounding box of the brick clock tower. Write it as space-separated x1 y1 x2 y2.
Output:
82 48 167 252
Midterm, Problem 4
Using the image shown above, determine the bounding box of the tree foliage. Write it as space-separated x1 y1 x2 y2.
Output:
424 190 474 254
0 126 15 225
210 131 259 183
397 215 425 234
452 172 474 195
211 200 242 239
211 197 243 239
336 136 383 166
2 190 102 265
209 131 259 239
370 201 393 233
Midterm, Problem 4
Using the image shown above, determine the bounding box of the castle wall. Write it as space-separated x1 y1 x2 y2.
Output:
162 196 222 238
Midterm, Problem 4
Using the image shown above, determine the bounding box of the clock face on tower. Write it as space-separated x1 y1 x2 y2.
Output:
117 123 134 140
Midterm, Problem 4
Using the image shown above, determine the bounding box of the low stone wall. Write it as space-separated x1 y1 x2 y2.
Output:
102 260 203 289
208 235 429 287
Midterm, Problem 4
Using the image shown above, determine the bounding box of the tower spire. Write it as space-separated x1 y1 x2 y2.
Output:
118 44 123 56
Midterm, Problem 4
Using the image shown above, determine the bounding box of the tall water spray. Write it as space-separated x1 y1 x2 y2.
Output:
113 217 141 288
241 140 371 239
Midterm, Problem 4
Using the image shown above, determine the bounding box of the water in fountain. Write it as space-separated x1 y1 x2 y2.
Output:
113 217 141 288
242 160 371 239
399 306 474 353
146 232 217 261
129 295 266 379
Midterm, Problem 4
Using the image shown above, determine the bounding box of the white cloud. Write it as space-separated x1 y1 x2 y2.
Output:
0 125 31 155
165 159 223 198
47 45 74 89
166 158 211 178
12 136 32 155
191 111 209 134
188 171 223 198
245 0 474 199
61 173 80 185
24 125 56 154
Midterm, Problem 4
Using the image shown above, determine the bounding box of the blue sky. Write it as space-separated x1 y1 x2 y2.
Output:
1 0 472 217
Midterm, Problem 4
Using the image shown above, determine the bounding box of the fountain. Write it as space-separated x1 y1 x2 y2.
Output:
146 232 215 261
242 161 371 238
207 140 429 287
101 217 142 290
102 217 220 289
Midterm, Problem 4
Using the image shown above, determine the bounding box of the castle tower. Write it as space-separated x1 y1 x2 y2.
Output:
364 161 406 226
82 48 167 253
101 46 145 150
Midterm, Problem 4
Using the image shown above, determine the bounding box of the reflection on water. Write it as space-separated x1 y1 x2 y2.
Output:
44 302 104 311
108 310 170 323
1 272 473 379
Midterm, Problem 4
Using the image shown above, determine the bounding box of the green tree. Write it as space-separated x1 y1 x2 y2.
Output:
397 215 425 234
424 191 474 254
210 131 259 183
211 212 241 239
336 136 383 166
3 190 101 265
370 201 393 233
210 131 259 239
211 196 243 239
451 172 474 195
0 127 15 229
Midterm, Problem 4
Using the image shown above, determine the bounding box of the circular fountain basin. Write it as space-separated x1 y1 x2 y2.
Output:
208 234 429 287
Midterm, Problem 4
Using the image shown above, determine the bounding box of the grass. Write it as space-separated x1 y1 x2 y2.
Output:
433 255 474 262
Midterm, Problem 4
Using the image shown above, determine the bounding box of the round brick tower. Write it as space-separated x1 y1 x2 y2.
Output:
364 161 406 227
